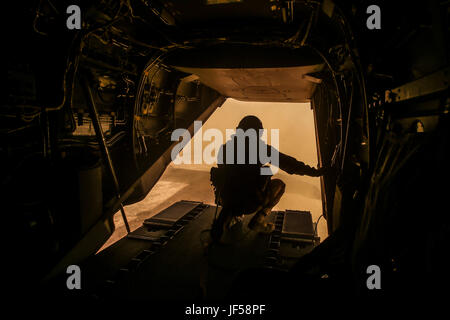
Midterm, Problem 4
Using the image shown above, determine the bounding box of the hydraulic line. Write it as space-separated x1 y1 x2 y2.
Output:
81 73 131 233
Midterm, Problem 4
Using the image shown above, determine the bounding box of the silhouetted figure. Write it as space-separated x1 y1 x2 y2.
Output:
210 115 326 242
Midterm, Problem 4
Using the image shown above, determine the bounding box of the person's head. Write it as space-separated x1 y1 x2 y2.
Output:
237 115 263 137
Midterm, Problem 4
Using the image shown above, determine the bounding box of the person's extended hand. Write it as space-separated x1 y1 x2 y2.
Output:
315 166 330 176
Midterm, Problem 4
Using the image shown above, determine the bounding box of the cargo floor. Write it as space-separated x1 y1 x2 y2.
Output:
81 201 317 301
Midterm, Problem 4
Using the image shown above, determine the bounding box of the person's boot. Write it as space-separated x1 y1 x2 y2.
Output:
248 211 274 234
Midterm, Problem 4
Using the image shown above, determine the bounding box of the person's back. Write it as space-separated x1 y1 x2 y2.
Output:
216 116 271 211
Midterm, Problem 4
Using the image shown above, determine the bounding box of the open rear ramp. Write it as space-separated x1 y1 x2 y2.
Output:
81 200 319 301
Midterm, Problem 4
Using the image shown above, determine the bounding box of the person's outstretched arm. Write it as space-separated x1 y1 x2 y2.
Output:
279 152 326 177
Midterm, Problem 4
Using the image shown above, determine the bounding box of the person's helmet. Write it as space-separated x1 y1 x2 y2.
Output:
237 115 263 134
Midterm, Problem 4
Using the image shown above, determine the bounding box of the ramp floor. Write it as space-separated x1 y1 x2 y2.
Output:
81 201 317 301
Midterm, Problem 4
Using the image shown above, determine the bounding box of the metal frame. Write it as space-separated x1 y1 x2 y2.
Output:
81 73 131 233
